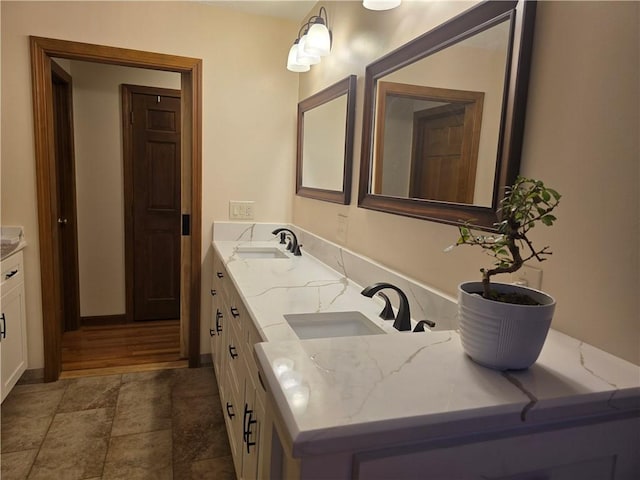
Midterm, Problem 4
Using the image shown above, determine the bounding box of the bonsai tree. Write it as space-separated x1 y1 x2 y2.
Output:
452 176 561 304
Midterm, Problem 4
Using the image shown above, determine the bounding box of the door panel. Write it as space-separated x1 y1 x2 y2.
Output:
131 91 181 321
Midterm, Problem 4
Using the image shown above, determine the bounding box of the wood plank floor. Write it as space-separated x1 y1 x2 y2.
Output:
61 319 185 377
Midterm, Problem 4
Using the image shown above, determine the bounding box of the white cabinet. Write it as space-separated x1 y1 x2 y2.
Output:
211 251 270 479
1 250 28 402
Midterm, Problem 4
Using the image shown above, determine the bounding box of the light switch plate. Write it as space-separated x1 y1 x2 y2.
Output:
229 201 255 220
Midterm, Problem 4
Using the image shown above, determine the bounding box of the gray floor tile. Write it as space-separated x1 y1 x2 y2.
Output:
172 394 230 465
102 429 173 480
173 455 236 479
2 367 239 479
57 374 121 413
172 367 219 399
111 373 173 437
1 384 67 452
28 408 111 480
121 368 176 385
0 449 38 480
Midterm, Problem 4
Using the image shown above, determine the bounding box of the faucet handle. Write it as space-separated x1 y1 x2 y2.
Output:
292 244 302 256
278 232 287 244
413 320 436 332
377 292 395 320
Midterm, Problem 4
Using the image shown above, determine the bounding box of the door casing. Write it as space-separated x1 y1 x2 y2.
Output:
30 36 203 381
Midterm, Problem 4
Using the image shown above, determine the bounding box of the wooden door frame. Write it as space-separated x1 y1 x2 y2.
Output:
30 36 203 381
121 84 182 323
50 60 81 332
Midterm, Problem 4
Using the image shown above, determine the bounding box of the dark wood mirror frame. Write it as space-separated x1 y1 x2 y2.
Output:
358 0 536 229
296 75 357 205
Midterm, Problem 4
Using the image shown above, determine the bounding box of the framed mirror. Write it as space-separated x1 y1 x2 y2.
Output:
297 75 357 204
358 0 536 229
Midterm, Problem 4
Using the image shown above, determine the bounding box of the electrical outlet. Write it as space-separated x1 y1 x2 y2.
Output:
511 265 543 290
229 201 255 220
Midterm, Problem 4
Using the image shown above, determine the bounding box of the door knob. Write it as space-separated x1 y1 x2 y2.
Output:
57 218 68 225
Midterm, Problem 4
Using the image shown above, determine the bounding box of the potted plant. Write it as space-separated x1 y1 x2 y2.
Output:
450 176 561 370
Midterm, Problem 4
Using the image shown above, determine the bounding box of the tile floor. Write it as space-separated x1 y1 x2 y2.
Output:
1 367 236 479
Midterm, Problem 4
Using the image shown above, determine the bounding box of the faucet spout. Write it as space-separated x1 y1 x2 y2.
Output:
361 282 411 332
271 228 302 256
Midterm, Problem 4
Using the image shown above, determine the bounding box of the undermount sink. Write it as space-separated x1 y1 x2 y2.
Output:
235 246 289 259
284 311 386 340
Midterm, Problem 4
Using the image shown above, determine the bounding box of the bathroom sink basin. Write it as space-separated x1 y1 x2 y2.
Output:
235 247 288 259
284 311 386 340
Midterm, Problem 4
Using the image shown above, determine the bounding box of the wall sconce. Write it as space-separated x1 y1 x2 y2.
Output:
287 6 332 73
363 0 401 11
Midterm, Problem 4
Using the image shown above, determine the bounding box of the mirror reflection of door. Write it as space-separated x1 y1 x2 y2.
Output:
374 81 484 203
409 101 480 203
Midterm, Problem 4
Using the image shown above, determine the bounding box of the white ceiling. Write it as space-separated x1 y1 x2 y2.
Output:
202 1 317 22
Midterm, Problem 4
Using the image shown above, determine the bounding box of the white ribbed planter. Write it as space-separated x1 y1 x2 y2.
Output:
458 281 556 370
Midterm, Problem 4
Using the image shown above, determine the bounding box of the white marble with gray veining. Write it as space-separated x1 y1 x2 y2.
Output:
212 221 640 457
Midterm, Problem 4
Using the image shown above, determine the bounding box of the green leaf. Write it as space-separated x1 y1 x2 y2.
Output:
541 214 556 226
547 188 561 200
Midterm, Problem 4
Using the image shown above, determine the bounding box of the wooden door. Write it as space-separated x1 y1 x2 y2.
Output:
129 87 181 321
51 61 81 332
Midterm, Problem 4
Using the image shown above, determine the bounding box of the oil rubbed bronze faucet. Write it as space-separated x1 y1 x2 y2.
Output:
361 282 411 331
271 228 302 256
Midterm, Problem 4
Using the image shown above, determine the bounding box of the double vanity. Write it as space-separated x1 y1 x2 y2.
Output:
210 221 639 480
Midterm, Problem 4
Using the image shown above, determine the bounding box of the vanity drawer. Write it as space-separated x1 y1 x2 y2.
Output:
1 250 24 289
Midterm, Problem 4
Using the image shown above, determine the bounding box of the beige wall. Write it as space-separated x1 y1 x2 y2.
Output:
1 1 299 368
294 1 640 364
2 1 638 370
69 61 180 317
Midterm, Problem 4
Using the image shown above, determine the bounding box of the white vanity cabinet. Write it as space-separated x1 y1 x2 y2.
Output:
1 250 28 402
211 251 271 479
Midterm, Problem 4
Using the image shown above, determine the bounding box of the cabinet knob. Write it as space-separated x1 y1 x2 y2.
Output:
209 328 215 337
210 289 217 296
217 272 224 279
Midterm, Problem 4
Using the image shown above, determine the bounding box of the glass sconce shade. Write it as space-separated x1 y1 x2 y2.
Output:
296 35 321 65
363 0 401 10
287 43 310 72
304 22 331 57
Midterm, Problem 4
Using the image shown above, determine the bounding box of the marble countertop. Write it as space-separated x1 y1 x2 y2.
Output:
213 238 640 457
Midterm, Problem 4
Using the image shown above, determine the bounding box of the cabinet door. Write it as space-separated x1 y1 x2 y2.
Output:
1 283 27 402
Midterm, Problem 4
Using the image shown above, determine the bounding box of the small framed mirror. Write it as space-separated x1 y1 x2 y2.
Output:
358 0 536 229
297 75 357 205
